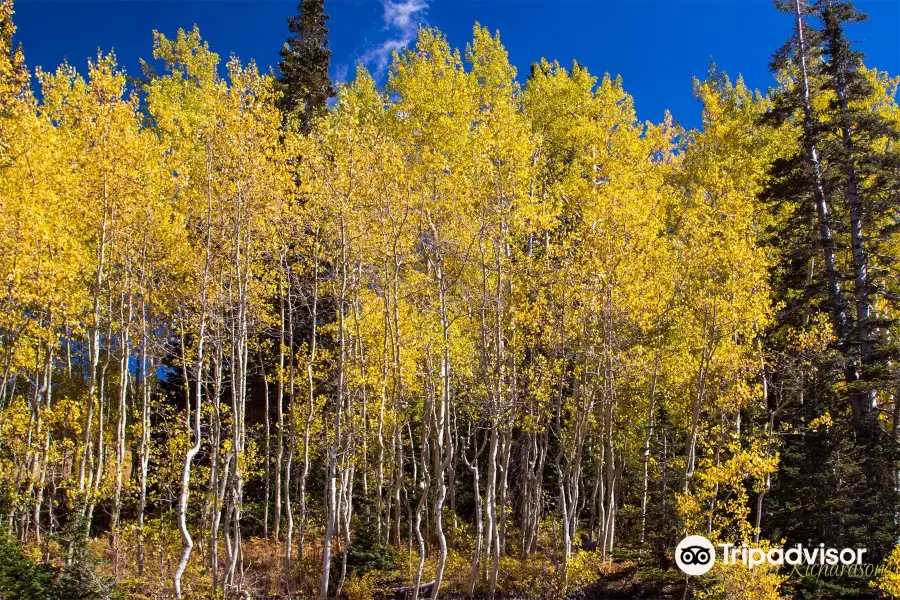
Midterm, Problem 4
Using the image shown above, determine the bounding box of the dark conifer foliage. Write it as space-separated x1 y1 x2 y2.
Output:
761 0 900 564
764 0 900 426
276 0 336 132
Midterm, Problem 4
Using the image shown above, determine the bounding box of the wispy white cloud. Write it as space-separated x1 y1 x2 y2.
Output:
384 0 428 30
333 63 350 85
360 0 428 77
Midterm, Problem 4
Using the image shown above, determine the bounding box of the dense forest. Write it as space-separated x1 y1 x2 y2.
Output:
1 0 899 598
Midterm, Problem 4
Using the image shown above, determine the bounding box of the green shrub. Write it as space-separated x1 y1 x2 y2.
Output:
0 533 59 600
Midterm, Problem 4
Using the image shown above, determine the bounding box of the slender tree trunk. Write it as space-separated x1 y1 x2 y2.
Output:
793 0 849 347
828 20 876 426
299 228 318 579
275 261 286 541
174 162 214 599
137 281 151 576
260 349 271 540
640 362 659 544
431 260 452 600
112 285 133 535
463 429 485 598
321 216 348 600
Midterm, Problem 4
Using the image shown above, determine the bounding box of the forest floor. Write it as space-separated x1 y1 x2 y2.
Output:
579 565 684 600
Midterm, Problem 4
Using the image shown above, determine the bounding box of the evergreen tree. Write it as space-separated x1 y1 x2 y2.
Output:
343 496 396 578
818 0 900 430
766 0 900 434
276 0 336 132
0 532 59 600
762 0 900 565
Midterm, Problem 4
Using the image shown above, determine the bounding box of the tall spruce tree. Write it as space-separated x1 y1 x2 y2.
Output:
276 0 336 132
766 0 900 434
819 0 900 430
762 0 900 562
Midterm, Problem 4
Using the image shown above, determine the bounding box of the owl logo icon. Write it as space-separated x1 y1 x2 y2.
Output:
675 535 716 575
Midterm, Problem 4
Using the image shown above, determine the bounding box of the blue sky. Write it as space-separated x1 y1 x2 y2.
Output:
11 0 900 130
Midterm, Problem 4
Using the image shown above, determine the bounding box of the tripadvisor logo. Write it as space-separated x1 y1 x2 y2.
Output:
676 535 716 575
675 535 871 577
